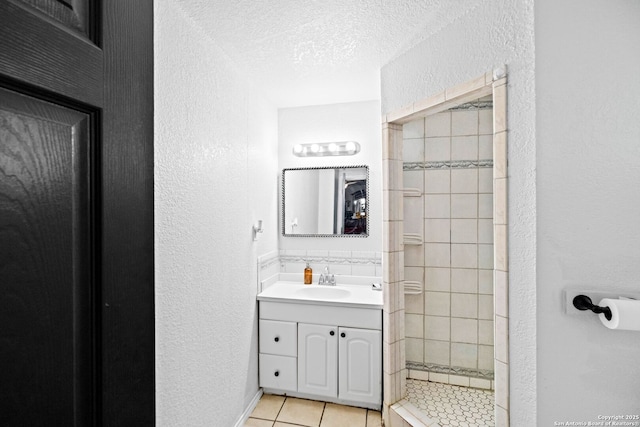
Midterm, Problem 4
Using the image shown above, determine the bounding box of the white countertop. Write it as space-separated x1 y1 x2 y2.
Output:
257 281 383 309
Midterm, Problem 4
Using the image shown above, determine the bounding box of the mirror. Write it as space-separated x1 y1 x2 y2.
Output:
282 166 369 237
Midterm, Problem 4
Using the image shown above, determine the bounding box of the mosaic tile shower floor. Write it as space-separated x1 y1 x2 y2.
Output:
406 379 495 426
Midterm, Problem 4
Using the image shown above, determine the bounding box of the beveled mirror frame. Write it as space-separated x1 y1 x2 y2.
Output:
281 165 370 238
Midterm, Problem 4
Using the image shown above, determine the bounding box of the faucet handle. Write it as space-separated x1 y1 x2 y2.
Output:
329 274 336 286
319 274 325 285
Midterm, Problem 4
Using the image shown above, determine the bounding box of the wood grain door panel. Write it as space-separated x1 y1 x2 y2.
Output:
0 87 94 426
0 1 103 107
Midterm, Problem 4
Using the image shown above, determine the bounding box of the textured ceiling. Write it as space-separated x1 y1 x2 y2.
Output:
174 0 480 107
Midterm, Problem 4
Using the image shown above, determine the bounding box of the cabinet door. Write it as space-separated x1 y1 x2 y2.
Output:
297 323 338 398
338 327 382 405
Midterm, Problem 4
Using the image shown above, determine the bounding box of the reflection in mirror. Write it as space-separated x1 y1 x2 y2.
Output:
282 166 368 237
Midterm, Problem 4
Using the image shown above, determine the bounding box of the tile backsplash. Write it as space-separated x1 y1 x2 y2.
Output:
257 250 382 291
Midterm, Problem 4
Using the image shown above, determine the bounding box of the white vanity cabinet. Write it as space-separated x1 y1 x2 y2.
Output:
258 297 382 409
297 323 382 406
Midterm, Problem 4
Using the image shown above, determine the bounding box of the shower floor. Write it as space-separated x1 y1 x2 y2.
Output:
406 379 495 426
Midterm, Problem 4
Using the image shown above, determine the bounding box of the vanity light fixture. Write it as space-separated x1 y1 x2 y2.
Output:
292 141 361 157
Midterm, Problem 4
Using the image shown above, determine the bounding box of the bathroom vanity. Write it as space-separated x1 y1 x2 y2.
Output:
257 281 383 410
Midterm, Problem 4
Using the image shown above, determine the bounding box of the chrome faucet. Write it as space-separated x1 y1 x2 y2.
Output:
319 265 336 286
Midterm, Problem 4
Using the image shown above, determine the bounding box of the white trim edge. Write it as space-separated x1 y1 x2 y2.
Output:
233 388 263 427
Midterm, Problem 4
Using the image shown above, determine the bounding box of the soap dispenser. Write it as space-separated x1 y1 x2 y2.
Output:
304 262 312 285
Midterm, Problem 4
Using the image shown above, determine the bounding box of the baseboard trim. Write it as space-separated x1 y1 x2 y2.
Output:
233 388 263 427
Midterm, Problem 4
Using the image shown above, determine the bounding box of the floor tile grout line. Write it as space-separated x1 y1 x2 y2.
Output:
273 396 286 424
317 402 327 427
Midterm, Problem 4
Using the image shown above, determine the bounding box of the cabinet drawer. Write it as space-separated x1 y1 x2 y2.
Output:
259 354 297 392
259 319 297 356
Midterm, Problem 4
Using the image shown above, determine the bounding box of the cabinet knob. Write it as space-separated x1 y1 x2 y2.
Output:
330 330 335 336
274 336 279 342
341 332 346 338
274 370 279 377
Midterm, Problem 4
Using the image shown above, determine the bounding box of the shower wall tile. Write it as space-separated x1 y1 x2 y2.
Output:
405 337 423 364
450 342 478 369
451 293 478 319
478 244 494 269
451 194 478 218
424 243 450 268
494 131 507 178
424 267 450 292
479 320 494 345
451 169 478 193
451 268 478 293
405 293 423 315
451 219 477 244
424 340 450 366
479 134 493 158
449 375 470 387
425 112 451 137
493 82 507 133
478 193 493 218
424 195 450 218
403 170 423 192
403 120 425 139
403 138 424 162
405 314 424 339
451 135 478 160
478 269 494 295
478 294 494 320
494 270 508 317
424 291 450 317
403 244 424 267
478 168 493 193
403 197 423 235
451 318 478 344
494 178 507 225
451 110 478 136
424 169 450 194
425 137 450 161
478 219 494 244
398 94 501 396
478 345 494 370
451 244 477 269
405 266 424 283
479 109 493 135
424 219 450 243
495 315 508 363
424 316 450 341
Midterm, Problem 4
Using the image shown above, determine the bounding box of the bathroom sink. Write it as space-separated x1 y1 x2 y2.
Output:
294 286 351 300
257 281 382 308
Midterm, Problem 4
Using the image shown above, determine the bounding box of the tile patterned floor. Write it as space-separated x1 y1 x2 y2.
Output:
406 379 495 427
245 394 382 427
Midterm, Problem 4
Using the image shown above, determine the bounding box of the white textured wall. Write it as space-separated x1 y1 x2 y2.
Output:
154 1 278 425
381 1 537 424
278 101 383 253
536 0 640 422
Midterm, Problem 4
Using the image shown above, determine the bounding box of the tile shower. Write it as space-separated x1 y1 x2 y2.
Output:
402 98 495 389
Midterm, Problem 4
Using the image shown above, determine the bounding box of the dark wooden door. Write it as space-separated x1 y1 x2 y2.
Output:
0 1 154 426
